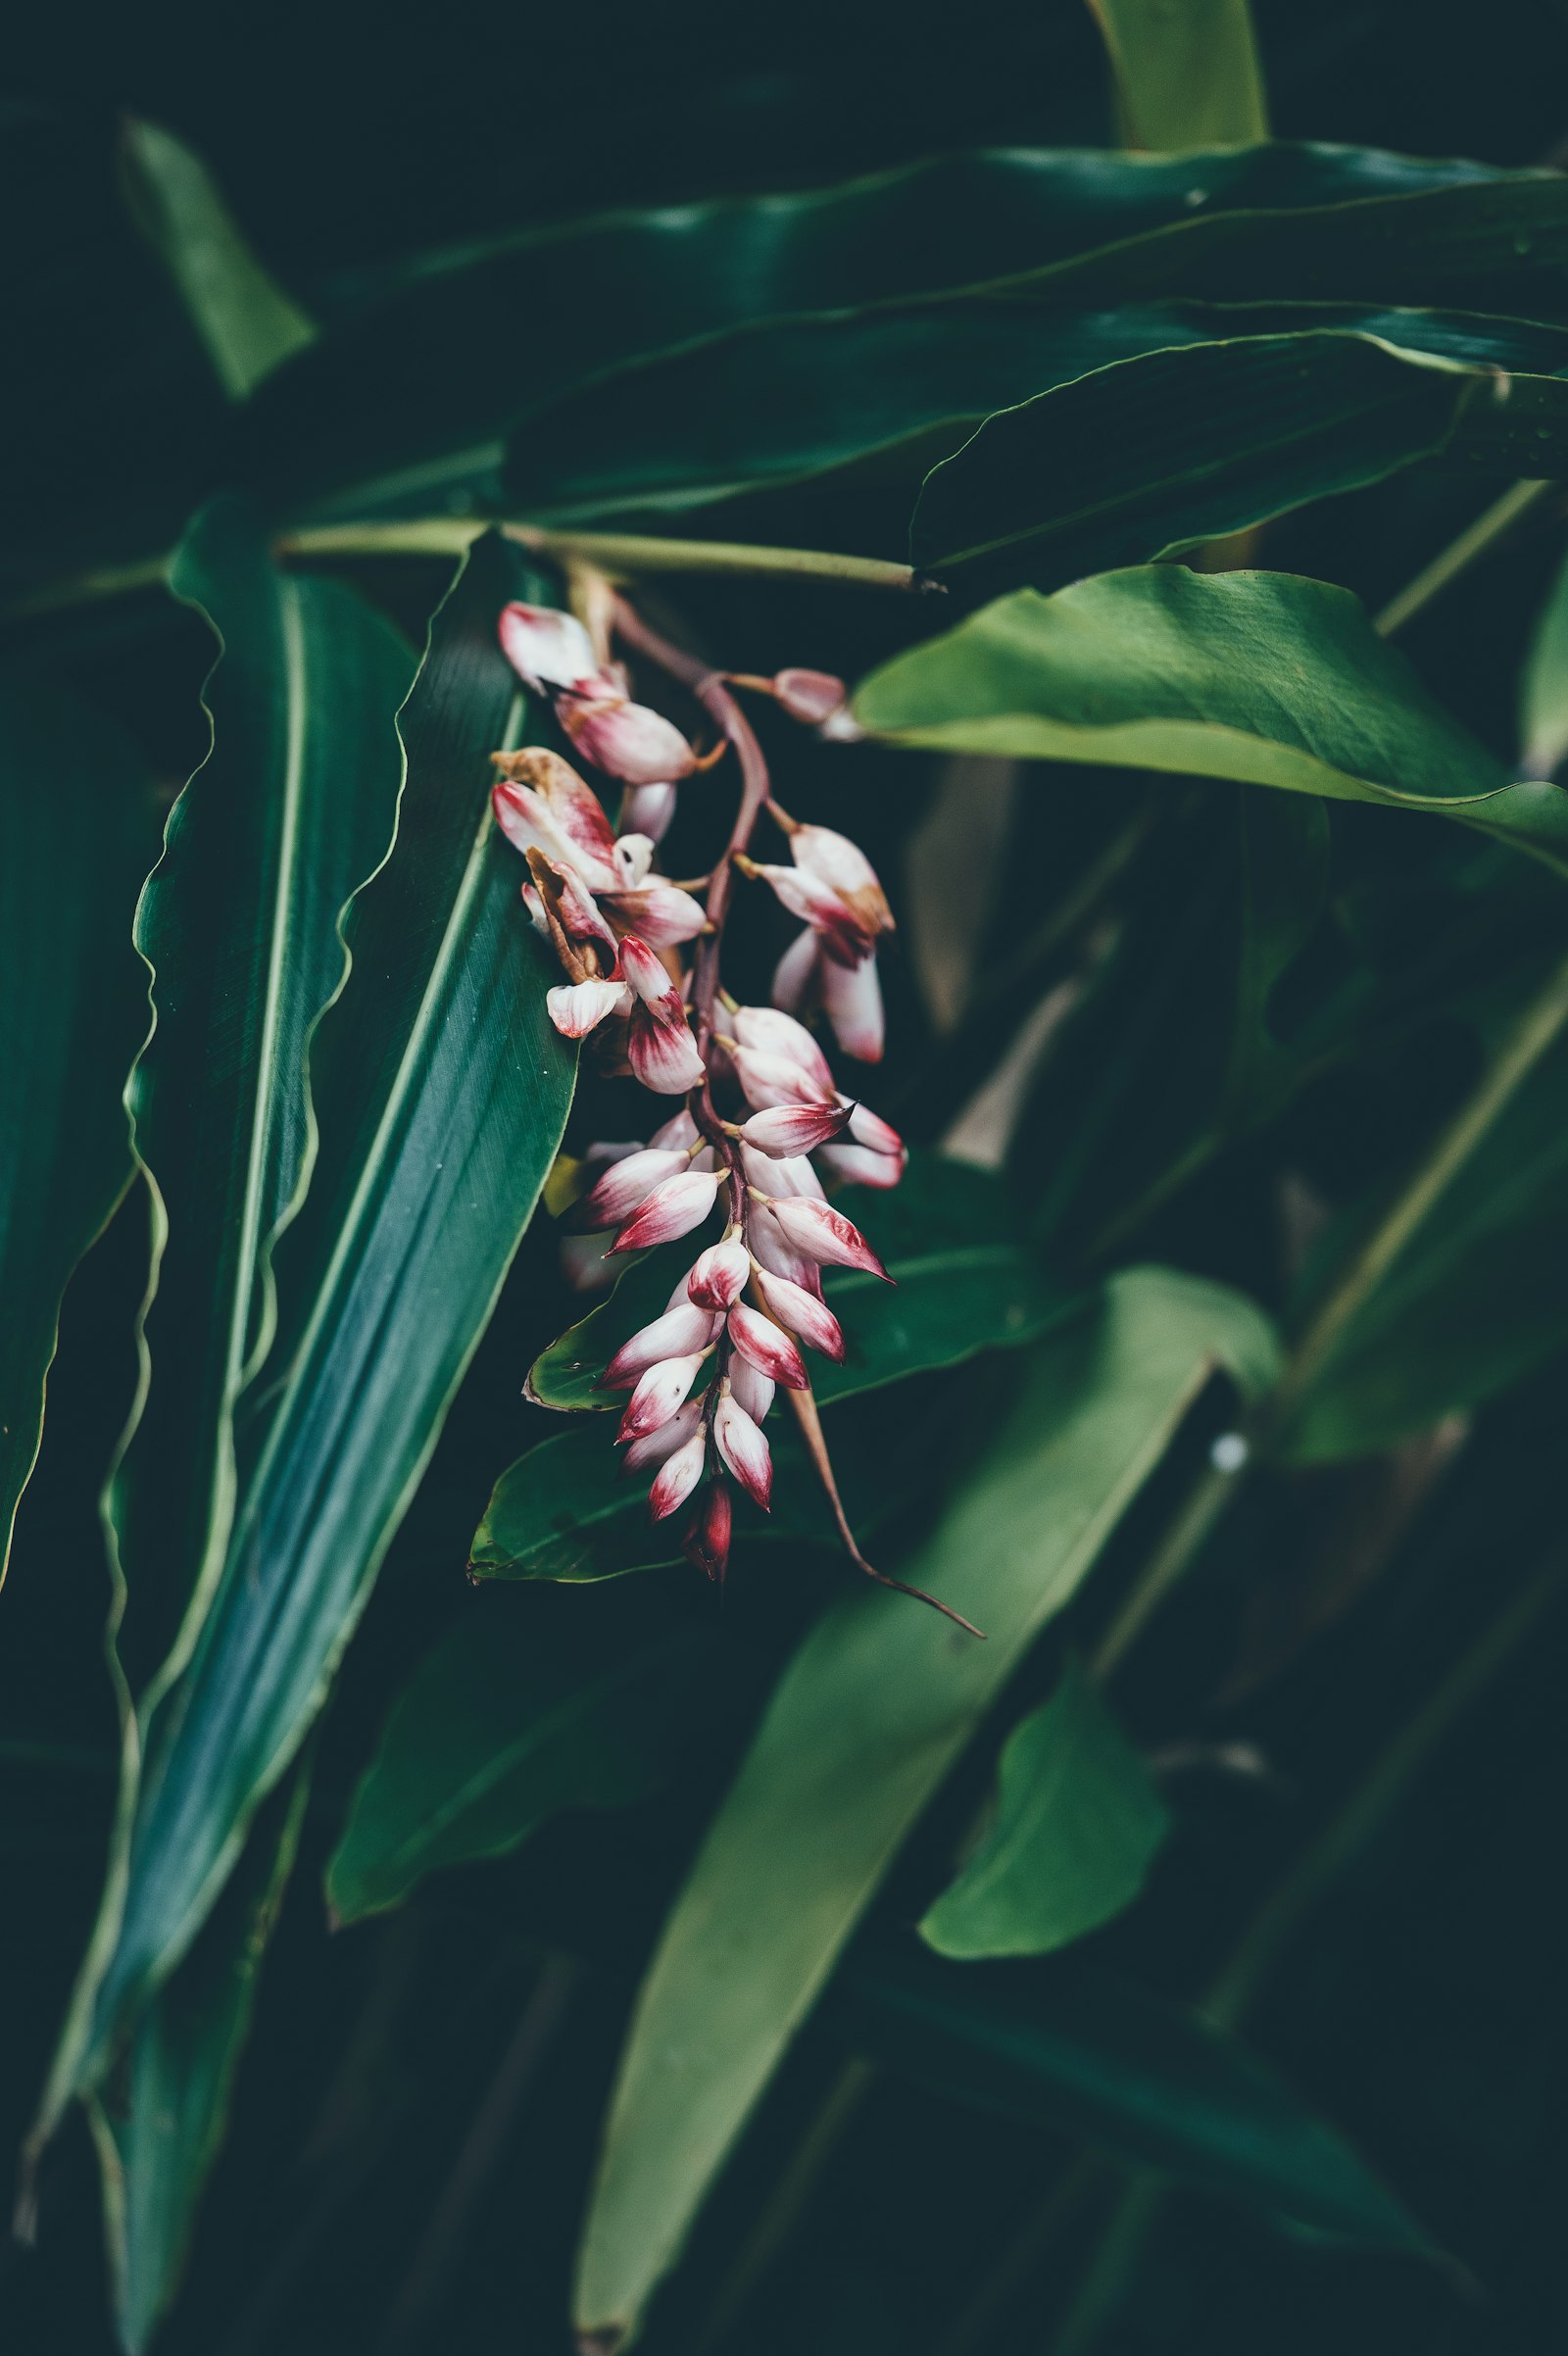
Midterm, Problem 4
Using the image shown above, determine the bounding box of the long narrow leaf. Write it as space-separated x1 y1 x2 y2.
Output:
573 1266 1280 2343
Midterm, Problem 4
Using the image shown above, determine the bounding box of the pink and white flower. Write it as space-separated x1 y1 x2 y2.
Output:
713 1389 771 1510
648 1430 710 1521
759 1193 890 1280
600 1301 721 1390
752 1267 847 1363
612 1167 722 1253
685 1236 752 1310
683 1478 733 1583
615 1351 710 1444
726 1301 808 1390
737 1101 855 1157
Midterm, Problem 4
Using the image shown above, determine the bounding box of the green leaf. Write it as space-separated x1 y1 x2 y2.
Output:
855 568 1568 875
41 534 576 2132
325 1607 734 1926
834 1941 1434 2255
918 1656 1169 1959
90 1764 312 2353
107 497 415 1695
0 678 155 1581
255 142 1557 519
120 119 316 400
1087 0 1268 151
571 1266 1280 2343
1520 541 1568 778
908 331 1568 590
502 303 1568 527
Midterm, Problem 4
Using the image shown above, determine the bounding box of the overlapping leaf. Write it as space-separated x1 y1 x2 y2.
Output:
855 568 1568 873
909 329 1568 589
0 679 157 1580
107 496 415 1695
501 302 1568 527
253 142 1567 518
572 1267 1280 2343
38 535 576 2145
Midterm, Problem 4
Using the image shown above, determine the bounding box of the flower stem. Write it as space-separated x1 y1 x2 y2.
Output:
1373 476 1556 638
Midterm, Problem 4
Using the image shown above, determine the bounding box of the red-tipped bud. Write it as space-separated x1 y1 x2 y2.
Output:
686 1237 752 1311
753 1267 847 1363
561 692 703 786
621 1396 705 1473
545 978 629 1039
738 1101 855 1157
746 860 872 961
771 928 819 1015
601 1302 720 1390
620 781 678 841
604 882 707 949
816 1141 906 1190
576 1145 692 1229
726 1301 809 1389
648 1430 709 1521
791 825 893 937
650 1106 701 1152
491 748 618 885
683 1477 733 1583
730 1004 837 1095
628 1001 707 1095
713 1391 771 1510
842 1100 903 1156
498 605 600 695
727 1356 774 1424
771 668 850 726
761 1194 890 1280
612 1168 721 1252
615 1351 709 1443
619 933 683 1012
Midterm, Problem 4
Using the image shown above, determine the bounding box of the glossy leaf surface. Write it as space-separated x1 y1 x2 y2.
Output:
918 1655 1169 1959
908 331 1568 589
0 679 156 1580
572 1267 1280 2342
46 536 576 2119
254 142 1557 517
855 569 1568 873
835 1942 1434 2253
502 304 1568 526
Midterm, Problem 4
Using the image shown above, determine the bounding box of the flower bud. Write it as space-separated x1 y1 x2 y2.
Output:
612 1167 721 1252
752 1267 847 1362
612 834 655 889
650 1106 701 1152
728 1041 835 1112
546 978 630 1039
771 928 820 1015
619 934 686 1014
740 1145 824 1202
815 1141 906 1190
524 849 621 983
600 1301 720 1390
686 1237 751 1311
729 1005 836 1096
620 781 678 841
746 860 871 960
498 604 599 694
615 1351 708 1443
789 824 892 932
492 748 618 887
727 1357 774 1425
760 1194 890 1280
648 1430 709 1521
576 1145 691 1229
744 1205 822 1295
726 1301 808 1389
738 1102 855 1157
628 1002 707 1095
683 1478 733 1583
620 1396 705 1473
713 1392 772 1510
605 882 707 949
771 668 849 726
561 692 703 786
820 948 884 1062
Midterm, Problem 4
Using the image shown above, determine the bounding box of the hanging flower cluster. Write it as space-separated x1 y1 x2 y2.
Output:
494 593 971 1631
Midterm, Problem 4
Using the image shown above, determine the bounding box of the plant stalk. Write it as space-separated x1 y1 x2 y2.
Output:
1373 477 1556 638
